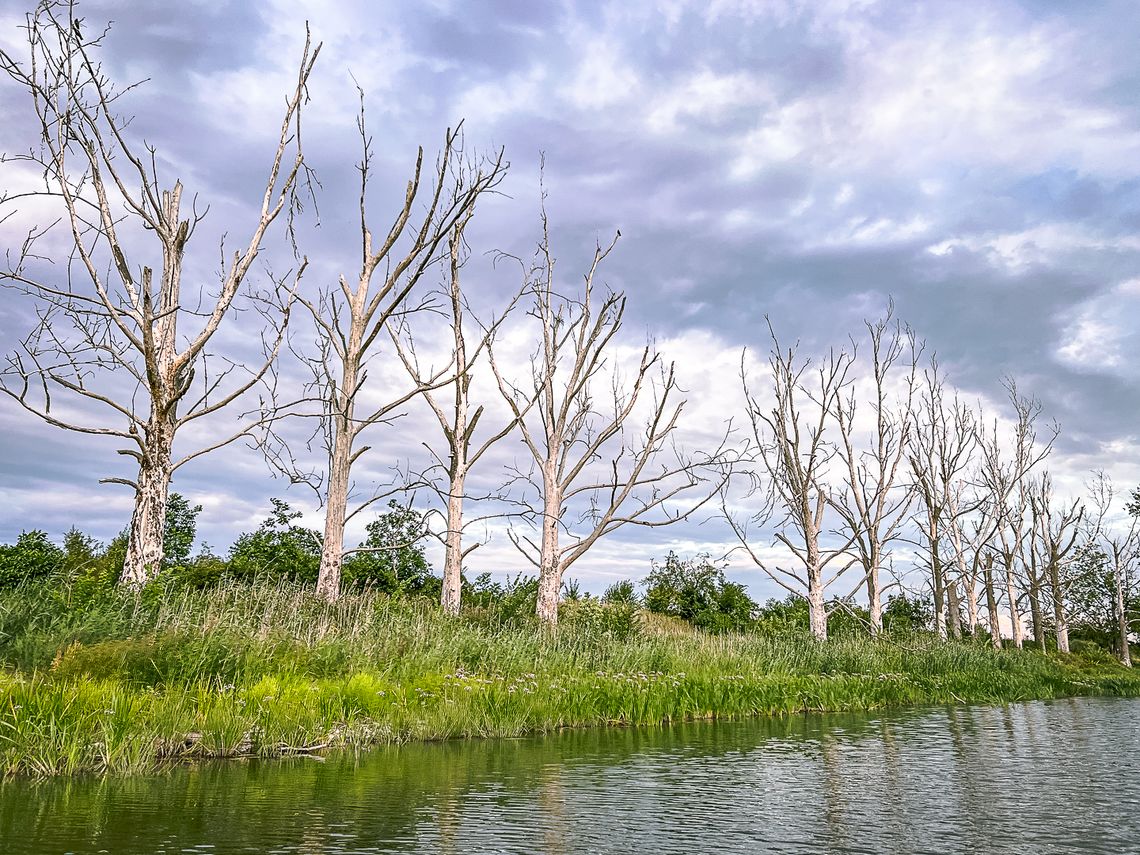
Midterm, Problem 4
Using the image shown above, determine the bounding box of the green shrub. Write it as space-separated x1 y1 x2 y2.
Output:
0 530 64 588
562 598 641 641
228 499 322 582
602 579 638 605
643 552 756 634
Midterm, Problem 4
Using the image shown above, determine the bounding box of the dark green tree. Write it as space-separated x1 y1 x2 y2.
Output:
163 493 203 567
229 499 322 582
344 500 436 595
643 552 756 633
0 530 64 587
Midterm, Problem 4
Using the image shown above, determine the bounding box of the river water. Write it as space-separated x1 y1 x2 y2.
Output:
2 697 1137 854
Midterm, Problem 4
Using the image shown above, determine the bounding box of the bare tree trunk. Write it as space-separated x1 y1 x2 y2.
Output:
866 545 883 637
984 555 1002 650
946 578 962 639
121 416 174 585
966 584 980 636
931 532 947 640
315 336 361 600
537 475 562 626
1049 557 1070 653
1003 555 1023 649
1029 579 1046 652
440 469 467 616
1113 561 1132 667
808 576 827 641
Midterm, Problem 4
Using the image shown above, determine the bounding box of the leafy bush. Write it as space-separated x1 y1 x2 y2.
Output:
602 579 639 606
0 530 64 588
643 552 756 634
228 499 322 582
344 500 436 595
883 593 934 634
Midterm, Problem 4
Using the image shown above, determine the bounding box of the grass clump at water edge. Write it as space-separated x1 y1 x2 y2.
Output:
0 578 1137 776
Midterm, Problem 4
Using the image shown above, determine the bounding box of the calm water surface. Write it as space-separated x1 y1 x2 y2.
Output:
2 697 1138 854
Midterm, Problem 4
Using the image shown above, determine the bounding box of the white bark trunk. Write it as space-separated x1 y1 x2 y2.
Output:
536 471 562 627
1004 556 1023 649
440 470 466 616
316 435 351 600
1113 560 1132 667
866 542 882 636
121 419 174 586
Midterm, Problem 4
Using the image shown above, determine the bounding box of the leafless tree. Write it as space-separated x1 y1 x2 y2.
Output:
1026 472 1082 653
387 204 527 616
0 2 319 585
976 380 1056 649
489 206 726 627
831 307 920 635
1085 471 1136 667
265 97 507 601
728 322 854 641
907 361 977 639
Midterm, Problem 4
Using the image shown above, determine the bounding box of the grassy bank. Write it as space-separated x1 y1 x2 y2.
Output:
1 579 1137 776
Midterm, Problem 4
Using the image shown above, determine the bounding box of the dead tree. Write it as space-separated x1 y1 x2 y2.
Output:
1027 473 1082 653
1086 471 1136 667
489 208 726 628
267 99 506 602
387 206 527 616
977 380 1055 649
831 307 920 635
908 361 977 639
0 2 319 585
729 321 854 641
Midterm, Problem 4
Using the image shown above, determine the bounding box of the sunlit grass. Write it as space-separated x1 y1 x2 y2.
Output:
0 578 1137 776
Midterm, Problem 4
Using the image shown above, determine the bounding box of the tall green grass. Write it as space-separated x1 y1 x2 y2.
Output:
1 578 1137 776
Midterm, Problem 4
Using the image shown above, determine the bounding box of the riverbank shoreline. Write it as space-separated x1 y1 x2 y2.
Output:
3 580 1138 777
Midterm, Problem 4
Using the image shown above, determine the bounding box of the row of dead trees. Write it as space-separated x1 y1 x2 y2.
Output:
0 4 726 628
730 311 1136 664
1 4 1135 653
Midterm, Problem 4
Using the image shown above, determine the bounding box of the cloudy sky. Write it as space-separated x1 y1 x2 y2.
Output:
1 0 1139 598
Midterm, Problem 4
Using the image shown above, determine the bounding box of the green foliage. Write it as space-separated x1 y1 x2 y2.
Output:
462 573 539 628
163 493 202 567
882 593 934 634
228 499 322 582
753 596 810 636
602 579 639 606
1067 540 1140 651
561 598 641 641
642 552 757 634
344 501 437 596
0 530 64 588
